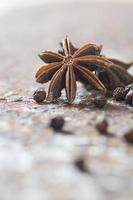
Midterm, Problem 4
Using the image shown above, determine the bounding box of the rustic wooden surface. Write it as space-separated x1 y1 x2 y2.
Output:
0 1 133 200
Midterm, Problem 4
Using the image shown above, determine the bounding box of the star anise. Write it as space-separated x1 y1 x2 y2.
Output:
97 59 133 91
35 36 113 103
59 41 133 92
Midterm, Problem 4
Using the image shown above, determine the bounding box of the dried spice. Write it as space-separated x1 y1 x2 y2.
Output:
108 58 133 70
97 69 125 91
124 130 133 144
125 90 133 106
35 36 114 103
112 84 133 106
124 84 133 94
97 59 133 91
74 157 89 173
109 64 133 85
96 119 114 137
59 41 133 93
96 119 108 134
93 95 107 108
50 116 65 131
113 87 127 101
33 88 46 103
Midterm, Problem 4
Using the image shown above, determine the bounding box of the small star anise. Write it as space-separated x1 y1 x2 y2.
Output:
35 36 112 103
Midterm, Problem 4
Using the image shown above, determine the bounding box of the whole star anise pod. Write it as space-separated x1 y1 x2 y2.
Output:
59 41 133 92
97 59 133 91
35 36 112 103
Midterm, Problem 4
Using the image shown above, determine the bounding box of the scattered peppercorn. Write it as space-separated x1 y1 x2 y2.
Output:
125 90 133 106
124 84 133 94
124 130 133 144
93 95 107 108
33 88 46 103
74 157 89 173
96 119 108 134
50 116 65 131
96 119 114 137
113 84 133 106
113 87 127 101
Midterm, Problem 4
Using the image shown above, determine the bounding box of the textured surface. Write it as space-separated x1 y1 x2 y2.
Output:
0 1 133 200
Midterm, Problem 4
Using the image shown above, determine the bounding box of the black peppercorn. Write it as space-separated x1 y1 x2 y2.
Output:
93 95 107 108
74 157 89 173
124 130 133 144
33 89 46 103
96 119 114 137
96 119 108 134
124 84 133 94
50 116 65 131
113 87 127 101
125 90 133 106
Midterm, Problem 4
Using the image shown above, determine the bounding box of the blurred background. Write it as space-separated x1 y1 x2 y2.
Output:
0 0 133 15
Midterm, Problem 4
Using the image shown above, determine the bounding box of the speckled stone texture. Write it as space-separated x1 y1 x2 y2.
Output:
0 1 133 200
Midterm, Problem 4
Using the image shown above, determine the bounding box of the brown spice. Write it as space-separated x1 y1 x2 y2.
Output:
125 90 133 106
59 41 133 95
96 119 108 134
35 37 133 103
108 58 133 70
112 84 133 106
124 84 133 94
74 157 89 173
97 69 124 91
113 87 127 101
33 89 46 103
35 36 114 103
124 130 133 144
96 119 114 137
109 64 133 86
97 59 133 92
50 116 65 131
93 95 107 108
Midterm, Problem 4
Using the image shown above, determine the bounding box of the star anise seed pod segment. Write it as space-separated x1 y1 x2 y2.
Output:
97 59 133 91
108 58 133 70
35 36 113 103
59 41 133 90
